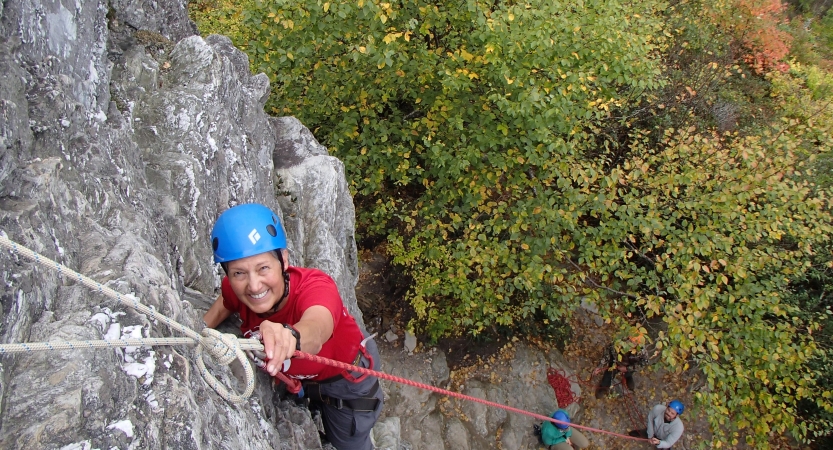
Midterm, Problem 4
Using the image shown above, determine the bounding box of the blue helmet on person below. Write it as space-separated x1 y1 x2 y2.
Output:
211 203 287 263
669 400 685 415
552 410 570 430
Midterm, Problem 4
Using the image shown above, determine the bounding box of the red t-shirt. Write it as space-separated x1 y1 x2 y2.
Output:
222 266 363 381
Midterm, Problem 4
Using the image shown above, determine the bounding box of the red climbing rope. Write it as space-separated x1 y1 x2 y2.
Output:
546 368 579 407
293 350 650 443
552 365 648 432
620 372 647 431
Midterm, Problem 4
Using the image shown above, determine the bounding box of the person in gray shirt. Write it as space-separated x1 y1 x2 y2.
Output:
628 400 685 448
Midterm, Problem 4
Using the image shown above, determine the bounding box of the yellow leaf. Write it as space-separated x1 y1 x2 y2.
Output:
504 75 514 84
323 2 330 12
380 14 388 23
521 243 529 250
286 52 293 60
508 13 514 21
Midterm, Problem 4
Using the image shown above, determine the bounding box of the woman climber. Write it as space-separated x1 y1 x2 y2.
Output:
203 203 383 450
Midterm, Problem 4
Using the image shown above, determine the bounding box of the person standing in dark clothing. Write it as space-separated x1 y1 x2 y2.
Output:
592 336 649 398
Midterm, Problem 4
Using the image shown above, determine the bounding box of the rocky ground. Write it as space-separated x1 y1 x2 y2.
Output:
357 248 720 449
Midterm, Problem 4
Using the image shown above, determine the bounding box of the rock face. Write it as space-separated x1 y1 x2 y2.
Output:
378 341 582 450
0 1 359 448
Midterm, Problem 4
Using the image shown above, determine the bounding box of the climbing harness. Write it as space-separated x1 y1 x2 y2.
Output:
0 233 649 443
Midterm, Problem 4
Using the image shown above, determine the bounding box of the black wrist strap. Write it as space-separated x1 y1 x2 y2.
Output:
283 323 301 351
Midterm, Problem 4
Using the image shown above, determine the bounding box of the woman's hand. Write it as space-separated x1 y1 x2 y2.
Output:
259 320 298 375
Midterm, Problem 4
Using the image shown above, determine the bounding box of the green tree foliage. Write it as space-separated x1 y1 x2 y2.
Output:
768 64 833 186
238 0 668 339
585 125 833 447
769 63 833 445
191 0 833 445
189 0 257 47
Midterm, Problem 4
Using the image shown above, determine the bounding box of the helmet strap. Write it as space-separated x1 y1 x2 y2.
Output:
261 250 291 316
277 251 290 304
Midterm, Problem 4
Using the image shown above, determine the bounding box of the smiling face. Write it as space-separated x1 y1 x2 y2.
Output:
226 251 287 315
664 406 679 421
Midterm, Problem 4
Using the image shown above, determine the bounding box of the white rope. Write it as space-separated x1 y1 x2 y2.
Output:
0 233 264 404
0 337 196 352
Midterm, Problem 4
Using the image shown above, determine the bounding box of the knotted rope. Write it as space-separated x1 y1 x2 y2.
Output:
0 233 257 404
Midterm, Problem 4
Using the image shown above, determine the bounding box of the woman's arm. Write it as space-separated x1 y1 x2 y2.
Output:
203 294 233 328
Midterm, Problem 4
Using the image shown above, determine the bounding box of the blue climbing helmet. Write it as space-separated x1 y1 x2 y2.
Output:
669 400 685 415
211 203 287 263
552 410 570 430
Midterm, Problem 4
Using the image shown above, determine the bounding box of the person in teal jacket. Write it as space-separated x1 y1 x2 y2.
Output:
540 409 590 450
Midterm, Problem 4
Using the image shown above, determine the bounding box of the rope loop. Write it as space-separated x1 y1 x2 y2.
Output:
194 327 255 404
